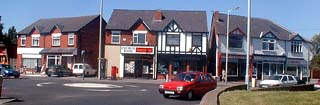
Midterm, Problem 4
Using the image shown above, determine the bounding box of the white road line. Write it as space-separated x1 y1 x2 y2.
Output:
85 89 148 92
125 85 139 88
36 82 56 87
63 83 123 88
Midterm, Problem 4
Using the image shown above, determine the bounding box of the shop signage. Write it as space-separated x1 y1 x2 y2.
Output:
121 46 154 54
254 56 286 61
287 59 307 65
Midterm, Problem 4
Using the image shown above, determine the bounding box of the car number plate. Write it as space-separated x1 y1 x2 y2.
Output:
164 91 174 94
261 85 268 88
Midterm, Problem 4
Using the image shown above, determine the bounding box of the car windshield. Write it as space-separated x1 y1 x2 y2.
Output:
269 75 282 80
174 73 195 82
3 65 14 69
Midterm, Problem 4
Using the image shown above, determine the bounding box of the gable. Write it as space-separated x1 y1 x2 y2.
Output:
163 20 182 32
261 32 277 39
130 19 150 31
292 35 303 41
230 27 245 36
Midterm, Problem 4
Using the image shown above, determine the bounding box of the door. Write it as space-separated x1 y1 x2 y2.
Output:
281 76 289 86
288 76 297 85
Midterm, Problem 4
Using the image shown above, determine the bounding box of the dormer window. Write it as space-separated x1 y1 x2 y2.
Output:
261 32 277 51
291 36 303 53
229 29 244 48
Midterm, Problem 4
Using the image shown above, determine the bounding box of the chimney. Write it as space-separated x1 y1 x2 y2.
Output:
213 11 220 25
154 10 163 21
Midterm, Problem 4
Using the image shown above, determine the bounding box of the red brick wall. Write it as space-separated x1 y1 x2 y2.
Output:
78 17 106 69
105 21 156 46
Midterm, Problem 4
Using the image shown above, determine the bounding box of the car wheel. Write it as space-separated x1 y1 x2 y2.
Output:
163 94 170 98
186 91 193 100
47 74 51 77
58 72 63 77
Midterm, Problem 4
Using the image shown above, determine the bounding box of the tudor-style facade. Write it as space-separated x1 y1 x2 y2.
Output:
208 11 312 81
105 9 208 79
17 15 106 73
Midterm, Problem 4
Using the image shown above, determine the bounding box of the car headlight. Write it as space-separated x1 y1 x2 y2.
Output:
4 70 9 73
159 85 164 89
177 86 183 91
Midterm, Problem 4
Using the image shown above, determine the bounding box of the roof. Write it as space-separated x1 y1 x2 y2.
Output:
18 15 100 35
39 48 77 55
215 13 298 40
106 9 208 33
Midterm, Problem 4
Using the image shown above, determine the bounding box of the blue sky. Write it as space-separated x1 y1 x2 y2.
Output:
1 0 319 39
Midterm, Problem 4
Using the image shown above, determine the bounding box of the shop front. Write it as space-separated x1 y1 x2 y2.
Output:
120 46 155 79
39 48 77 69
254 55 286 80
157 54 206 79
220 55 246 81
17 48 43 73
286 58 308 80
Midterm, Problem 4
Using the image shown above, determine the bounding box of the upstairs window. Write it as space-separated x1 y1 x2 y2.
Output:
21 35 26 46
291 41 302 53
166 34 180 46
133 31 146 45
192 34 202 47
111 31 120 44
32 34 40 46
262 39 276 51
52 33 61 46
229 29 244 48
68 33 74 45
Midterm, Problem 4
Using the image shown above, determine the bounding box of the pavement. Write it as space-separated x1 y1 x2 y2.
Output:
0 98 16 105
200 82 245 105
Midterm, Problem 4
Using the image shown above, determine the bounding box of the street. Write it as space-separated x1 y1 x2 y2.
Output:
2 76 200 105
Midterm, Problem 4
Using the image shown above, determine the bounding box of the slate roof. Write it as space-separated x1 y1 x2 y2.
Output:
214 13 309 41
18 15 100 35
106 9 208 33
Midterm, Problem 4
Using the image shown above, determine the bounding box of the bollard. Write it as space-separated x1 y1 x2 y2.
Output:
251 78 256 88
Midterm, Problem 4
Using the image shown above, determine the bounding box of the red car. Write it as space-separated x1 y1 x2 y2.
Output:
159 71 217 100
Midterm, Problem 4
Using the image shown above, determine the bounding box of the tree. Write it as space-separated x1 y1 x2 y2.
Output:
7 26 17 44
311 54 320 69
311 33 320 54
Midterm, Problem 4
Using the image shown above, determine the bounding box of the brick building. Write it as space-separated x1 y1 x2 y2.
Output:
105 9 208 79
17 15 106 73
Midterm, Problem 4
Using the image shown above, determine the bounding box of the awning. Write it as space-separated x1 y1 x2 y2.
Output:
39 48 77 55
287 58 307 66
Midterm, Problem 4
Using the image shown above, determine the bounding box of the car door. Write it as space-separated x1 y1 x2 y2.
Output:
288 76 297 85
281 76 289 86
193 74 205 96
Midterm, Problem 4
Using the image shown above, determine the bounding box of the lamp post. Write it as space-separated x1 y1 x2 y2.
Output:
245 0 252 90
98 0 103 80
225 6 240 83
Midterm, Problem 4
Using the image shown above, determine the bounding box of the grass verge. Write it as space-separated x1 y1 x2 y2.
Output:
220 90 320 105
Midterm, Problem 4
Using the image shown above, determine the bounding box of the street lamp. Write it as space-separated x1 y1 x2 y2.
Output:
225 6 240 83
245 0 252 90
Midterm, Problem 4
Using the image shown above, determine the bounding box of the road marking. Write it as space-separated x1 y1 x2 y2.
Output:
84 89 148 92
125 85 139 88
63 83 123 88
36 82 56 87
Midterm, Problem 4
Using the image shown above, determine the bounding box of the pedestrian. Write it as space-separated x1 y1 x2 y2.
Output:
40 64 47 77
222 68 226 83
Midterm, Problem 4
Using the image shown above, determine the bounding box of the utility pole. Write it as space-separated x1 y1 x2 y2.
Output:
245 0 251 91
98 0 103 80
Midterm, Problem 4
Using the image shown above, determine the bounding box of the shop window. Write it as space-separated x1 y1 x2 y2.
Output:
22 58 40 68
125 61 135 73
166 34 180 46
47 55 61 67
192 34 202 47
263 63 270 75
158 62 168 74
227 63 238 76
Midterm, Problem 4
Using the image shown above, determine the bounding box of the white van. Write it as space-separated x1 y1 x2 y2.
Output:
72 63 97 76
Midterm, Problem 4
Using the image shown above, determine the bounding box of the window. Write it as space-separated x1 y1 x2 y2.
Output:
229 36 243 48
111 31 120 44
288 76 294 81
262 38 275 50
47 55 61 67
68 33 74 45
133 31 146 45
32 34 40 46
192 35 202 47
21 35 26 46
166 34 180 46
52 33 61 46
291 41 302 53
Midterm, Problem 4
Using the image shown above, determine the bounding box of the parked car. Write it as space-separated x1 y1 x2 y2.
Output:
295 77 306 85
47 65 72 77
159 71 217 100
259 74 298 88
72 63 97 77
0 64 20 78
314 80 320 89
